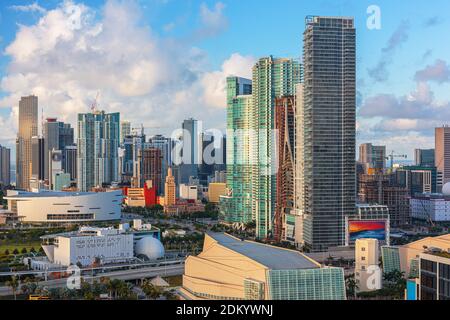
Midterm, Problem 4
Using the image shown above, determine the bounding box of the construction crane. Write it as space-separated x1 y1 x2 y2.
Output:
386 150 407 171
90 91 100 113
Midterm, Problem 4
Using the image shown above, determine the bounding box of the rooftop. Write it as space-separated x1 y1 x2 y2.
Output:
5 189 121 198
206 232 320 270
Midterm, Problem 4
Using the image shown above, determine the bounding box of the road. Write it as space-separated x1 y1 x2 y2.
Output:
0 264 184 296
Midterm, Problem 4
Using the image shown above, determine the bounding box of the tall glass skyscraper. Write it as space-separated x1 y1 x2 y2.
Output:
16 95 38 190
298 16 356 252
77 111 120 191
252 57 301 239
219 76 253 226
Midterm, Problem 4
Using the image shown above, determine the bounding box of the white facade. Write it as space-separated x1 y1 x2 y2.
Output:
179 184 198 200
355 238 381 293
46 227 134 267
410 195 450 222
5 189 122 223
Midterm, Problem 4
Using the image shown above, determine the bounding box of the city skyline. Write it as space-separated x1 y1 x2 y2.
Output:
0 0 450 161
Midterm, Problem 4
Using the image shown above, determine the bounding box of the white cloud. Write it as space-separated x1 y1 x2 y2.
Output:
0 0 244 152
201 53 255 108
9 1 47 14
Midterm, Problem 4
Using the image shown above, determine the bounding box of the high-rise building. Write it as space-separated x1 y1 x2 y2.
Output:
64 145 77 181
77 111 120 192
43 118 74 181
395 165 437 195
16 95 38 190
435 126 450 190
414 149 435 167
120 120 131 145
219 77 253 227
138 147 162 193
274 96 295 242
0 145 11 186
178 118 201 184
147 135 172 195
164 167 176 210
298 16 356 251
30 136 45 188
359 143 386 173
252 56 301 239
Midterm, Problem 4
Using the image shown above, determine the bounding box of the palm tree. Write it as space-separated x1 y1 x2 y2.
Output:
345 274 358 299
6 276 19 300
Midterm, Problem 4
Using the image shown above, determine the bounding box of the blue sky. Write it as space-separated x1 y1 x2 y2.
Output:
0 0 450 159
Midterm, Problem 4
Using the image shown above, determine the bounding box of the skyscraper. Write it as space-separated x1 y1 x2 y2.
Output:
178 118 201 184
30 136 45 188
43 118 74 181
64 145 77 181
219 77 253 226
120 120 131 144
252 56 301 239
435 126 450 190
274 96 295 242
17 95 38 190
147 134 172 195
414 149 435 167
298 16 356 252
0 145 10 186
359 143 386 173
138 147 162 193
77 111 120 191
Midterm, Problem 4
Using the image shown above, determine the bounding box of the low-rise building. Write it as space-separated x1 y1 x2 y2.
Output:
179 232 346 300
179 184 198 201
5 189 122 223
410 192 450 222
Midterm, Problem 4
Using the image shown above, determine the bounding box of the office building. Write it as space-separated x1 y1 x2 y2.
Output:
252 56 301 239
208 182 226 203
17 95 38 190
53 172 71 191
410 183 450 222
124 180 157 207
120 120 131 144
355 239 381 293
64 145 77 181
0 145 10 186
179 184 198 201
359 143 386 173
43 118 74 181
177 118 201 184
415 149 435 167
219 76 253 227
77 111 120 191
180 232 346 300
419 251 450 300
274 96 295 242
381 234 450 279
395 165 437 195
137 147 162 192
5 189 123 223
147 135 172 195
30 136 45 189
298 16 356 251
435 126 450 189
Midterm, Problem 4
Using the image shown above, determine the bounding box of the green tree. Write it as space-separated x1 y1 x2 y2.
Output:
6 276 19 300
12 248 19 255
141 279 163 299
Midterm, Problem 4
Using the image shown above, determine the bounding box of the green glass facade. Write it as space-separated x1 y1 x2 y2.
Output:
252 57 301 239
219 77 254 225
266 268 346 300
381 246 401 274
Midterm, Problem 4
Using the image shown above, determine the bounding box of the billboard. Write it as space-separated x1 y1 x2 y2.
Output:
348 220 386 241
